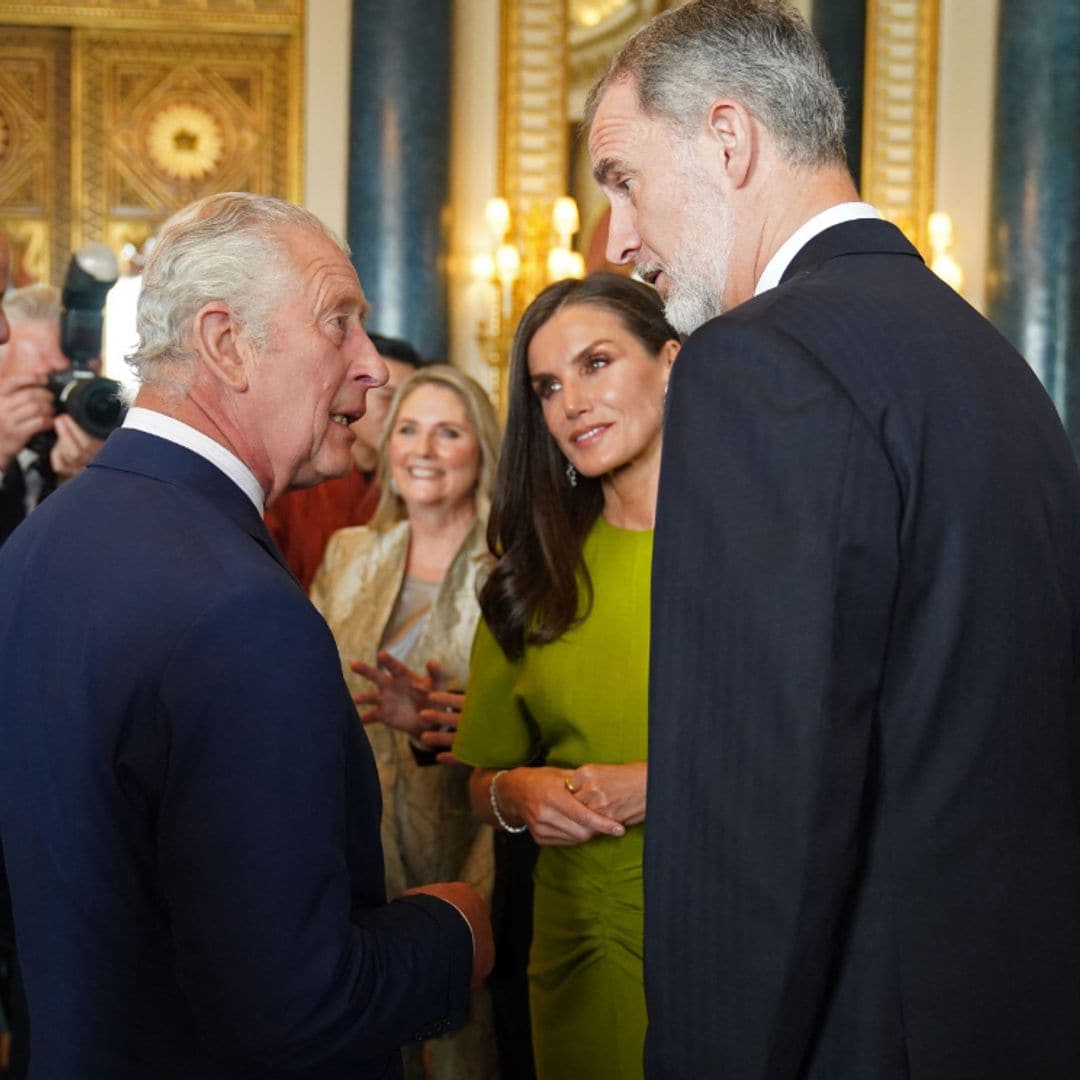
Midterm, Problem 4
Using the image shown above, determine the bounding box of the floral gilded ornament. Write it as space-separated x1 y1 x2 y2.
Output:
145 102 225 182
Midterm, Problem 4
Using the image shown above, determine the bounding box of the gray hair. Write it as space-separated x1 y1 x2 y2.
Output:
2 284 61 326
128 192 347 389
369 364 502 532
585 0 846 169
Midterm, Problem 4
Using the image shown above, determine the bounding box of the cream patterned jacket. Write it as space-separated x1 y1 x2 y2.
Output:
310 518 493 900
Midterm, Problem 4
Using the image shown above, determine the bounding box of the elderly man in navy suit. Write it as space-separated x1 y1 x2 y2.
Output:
0 194 492 1079
586 2 1080 1078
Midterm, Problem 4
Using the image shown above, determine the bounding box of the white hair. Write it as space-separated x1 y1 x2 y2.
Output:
2 284 61 326
127 192 347 389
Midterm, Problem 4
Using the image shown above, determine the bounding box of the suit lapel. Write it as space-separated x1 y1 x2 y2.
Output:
89 428 301 586
780 218 923 285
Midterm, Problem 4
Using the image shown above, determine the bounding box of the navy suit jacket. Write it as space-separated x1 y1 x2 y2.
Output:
0 429 472 1079
645 220 1080 1078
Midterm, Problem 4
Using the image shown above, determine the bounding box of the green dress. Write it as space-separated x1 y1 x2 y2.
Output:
454 517 652 1080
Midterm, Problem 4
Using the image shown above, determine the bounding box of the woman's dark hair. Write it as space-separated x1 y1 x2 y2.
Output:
481 272 679 659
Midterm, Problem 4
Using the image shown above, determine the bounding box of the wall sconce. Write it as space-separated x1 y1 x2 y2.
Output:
928 211 964 294
473 195 586 414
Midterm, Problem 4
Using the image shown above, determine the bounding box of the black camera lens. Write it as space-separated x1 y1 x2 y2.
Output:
50 371 127 440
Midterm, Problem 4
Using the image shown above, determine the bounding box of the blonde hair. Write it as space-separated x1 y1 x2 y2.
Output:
369 364 502 531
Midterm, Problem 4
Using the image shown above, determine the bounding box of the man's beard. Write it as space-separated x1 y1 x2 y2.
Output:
641 155 736 337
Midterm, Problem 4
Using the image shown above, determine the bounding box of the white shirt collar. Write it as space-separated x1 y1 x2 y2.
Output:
754 202 882 297
123 406 266 514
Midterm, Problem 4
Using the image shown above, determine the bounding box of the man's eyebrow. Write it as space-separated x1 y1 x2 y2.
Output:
592 156 620 186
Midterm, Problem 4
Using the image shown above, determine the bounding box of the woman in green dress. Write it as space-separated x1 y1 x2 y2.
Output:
452 273 680 1079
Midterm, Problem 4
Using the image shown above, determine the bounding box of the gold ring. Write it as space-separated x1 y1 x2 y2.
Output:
564 778 578 794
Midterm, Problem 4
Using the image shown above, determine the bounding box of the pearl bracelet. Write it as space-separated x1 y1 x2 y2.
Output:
489 769 528 833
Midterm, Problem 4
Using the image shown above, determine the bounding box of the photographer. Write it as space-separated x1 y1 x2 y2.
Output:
0 284 105 546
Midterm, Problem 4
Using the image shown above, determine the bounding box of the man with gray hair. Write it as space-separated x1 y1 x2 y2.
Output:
0 193 493 1079
586 2 1080 1077
0 284 105 545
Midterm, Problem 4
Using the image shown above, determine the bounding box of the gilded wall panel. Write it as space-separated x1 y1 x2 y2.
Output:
861 0 939 253
0 26 70 284
74 28 300 255
0 1 300 33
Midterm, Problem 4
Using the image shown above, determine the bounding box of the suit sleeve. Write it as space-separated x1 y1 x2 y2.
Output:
155 582 473 1071
645 319 901 1078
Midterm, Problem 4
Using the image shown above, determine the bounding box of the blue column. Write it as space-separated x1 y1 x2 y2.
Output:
347 0 452 359
812 0 866 191
986 0 1080 452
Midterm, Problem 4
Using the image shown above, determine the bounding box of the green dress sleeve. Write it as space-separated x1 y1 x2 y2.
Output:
454 618 541 768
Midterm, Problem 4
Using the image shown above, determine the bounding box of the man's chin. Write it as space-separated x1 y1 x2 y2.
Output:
289 456 354 491
663 282 726 337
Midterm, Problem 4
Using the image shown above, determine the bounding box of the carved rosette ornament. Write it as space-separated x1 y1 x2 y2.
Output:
145 102 226 183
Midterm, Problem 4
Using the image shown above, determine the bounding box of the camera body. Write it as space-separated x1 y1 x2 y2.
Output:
46 365 126 441
48 244 126 441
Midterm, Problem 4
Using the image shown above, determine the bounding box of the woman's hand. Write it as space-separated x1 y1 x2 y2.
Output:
471 766 626 846
418 688 466 764
350 651 448 738
565 761 647 826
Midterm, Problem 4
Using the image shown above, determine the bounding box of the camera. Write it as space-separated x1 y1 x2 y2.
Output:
48 243 127 441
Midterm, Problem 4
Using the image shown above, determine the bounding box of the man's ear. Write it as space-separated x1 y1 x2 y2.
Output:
192 302 250 392
706 99 755 189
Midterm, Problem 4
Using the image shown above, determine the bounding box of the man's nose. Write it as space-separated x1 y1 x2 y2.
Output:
351 326 388 388
46 348 70 374
605 202 641 266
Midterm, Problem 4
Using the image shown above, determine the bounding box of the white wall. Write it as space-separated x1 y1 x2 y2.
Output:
935 0 998 312
304 0 352 240
448 0 502 380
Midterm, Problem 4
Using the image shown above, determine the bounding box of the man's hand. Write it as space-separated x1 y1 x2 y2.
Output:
50 414 104 480
400 881 494 989
0 373 53 471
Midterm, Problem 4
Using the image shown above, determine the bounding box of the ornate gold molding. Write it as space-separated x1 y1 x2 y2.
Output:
568 1 662 94
0 26 70 284
861 0 940 254
0 1 300 34
0 7 302 287
73 27 301 252
499 0 569 309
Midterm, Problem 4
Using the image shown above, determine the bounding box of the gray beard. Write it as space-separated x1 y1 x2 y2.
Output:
663 273 727 336
657 194 735 336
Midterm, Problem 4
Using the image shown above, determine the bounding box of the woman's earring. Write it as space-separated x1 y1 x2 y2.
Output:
565 462 578 488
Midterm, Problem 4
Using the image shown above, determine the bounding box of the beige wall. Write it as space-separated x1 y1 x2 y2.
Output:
935 0 998 312
304 0 352 241
448 0 502 383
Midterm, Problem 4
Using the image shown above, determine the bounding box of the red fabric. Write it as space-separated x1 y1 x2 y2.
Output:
264 469 381 591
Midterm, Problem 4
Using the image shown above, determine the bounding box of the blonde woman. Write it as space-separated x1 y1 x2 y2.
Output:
311 365 501 1080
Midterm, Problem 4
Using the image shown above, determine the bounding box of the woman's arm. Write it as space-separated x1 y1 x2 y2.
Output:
468 766 626 846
